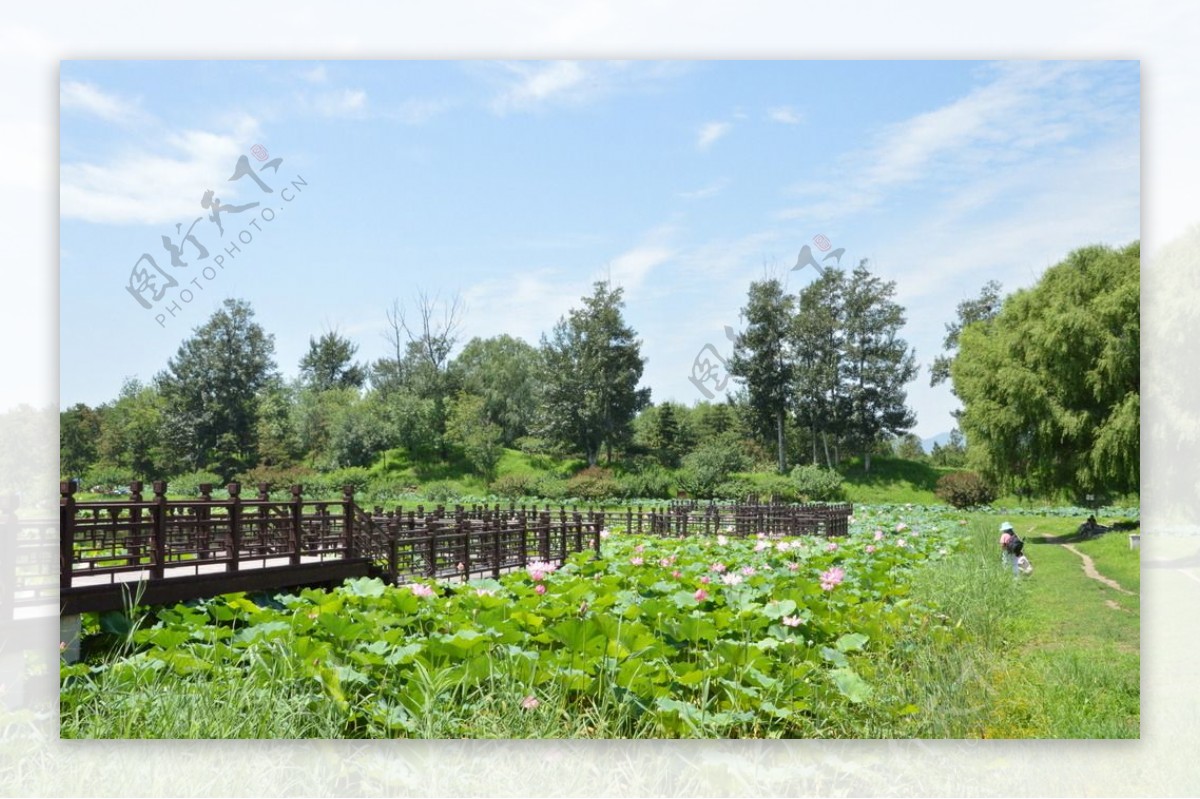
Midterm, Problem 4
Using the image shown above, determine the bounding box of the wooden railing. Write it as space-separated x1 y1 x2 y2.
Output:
59 481 852 614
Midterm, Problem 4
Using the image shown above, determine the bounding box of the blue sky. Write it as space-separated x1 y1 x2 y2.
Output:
60 60 1139 440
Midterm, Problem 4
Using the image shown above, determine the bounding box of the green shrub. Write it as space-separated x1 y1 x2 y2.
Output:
491 474 534 498
531 476 569 501
566 467 620 501
168 470 225 497
80 464 137 495
236 465 318 496
757 474 801 503
935 471 998 508
421 480 462 504
714 477 757 501
617 466 673 499
678 444 751 498
790 464 846 502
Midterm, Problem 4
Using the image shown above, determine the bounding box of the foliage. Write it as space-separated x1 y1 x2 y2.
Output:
80 463 137 495
445 392 504 482
617 466 674 500
490 474 534 499
934 471 998 509
892 434 926 462
952 242 1139 496
168 470 226 497
565 467 621 501
421 480 462 504
96 379 173 478
928 429 967 468
451 335 542 447
678 443 751 499
729 279 795 473
531 476 569 501
790 464 846 502
156 299 279 482
60 403 102 479
299 330 367 391
929 280 1003 390
538 281 651 466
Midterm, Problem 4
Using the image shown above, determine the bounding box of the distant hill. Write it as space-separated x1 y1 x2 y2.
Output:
921 431 954 452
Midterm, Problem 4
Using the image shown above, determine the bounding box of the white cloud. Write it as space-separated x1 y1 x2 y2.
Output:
310 88 367 118
697 121 731 150
490 61 588 113
677 179 728 201
60 114 263 225
60 81 148 125
608 245 674 292
768 106 803 124
302 64 328 84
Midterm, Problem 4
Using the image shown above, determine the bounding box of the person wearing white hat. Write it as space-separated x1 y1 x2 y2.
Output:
999 521 1022 576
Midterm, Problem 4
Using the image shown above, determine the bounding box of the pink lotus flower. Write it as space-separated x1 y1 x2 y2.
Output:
756 532 767 540
671 570 682 579
535 584 547 595
775 541 792 552
475 588 495 597
825 541 839 552
521 695 540 710
787 562 800 572
634 544 645 553
630 556 644 566
717 534 729 546
874 529 884 541
865 545 876 554
896 538 907 548
410 583 435 598
694 588 709 602
721 573 744 586
600 528 612 538
710 562 727 573
781 615 803 628
820 566 845 591
699 575 711 584
848 515 856 524
895 522 908 532
754 540 770 552
741 565 756 576
660 557 673 567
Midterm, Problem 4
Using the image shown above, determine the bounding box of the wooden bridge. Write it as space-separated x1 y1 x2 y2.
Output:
58 480 852 616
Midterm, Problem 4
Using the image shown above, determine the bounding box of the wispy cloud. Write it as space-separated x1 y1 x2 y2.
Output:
60 81 149 125
678 179 729 201
61 114 262 225
484 61 691 114
776 62 1138 224
307 87 368 118
301 64 328 84
768 106 803 124
697 121 731 151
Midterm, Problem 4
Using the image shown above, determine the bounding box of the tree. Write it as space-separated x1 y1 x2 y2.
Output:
729 278 795 473
445 392 504 481
95 379 173 478
930 279 1003 392
952 242 1139 496
450 335 542 446
156 299 279 481
60 402 101 478
893 433 926 461
839 261 917 472
792 270 847 468
929 428 967 468
539 281 651 466
299 330 367 391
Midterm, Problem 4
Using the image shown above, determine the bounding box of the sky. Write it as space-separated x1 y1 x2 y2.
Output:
59 60 1140 441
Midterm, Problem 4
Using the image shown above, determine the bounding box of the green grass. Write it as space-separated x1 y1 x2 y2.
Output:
835 456 953 504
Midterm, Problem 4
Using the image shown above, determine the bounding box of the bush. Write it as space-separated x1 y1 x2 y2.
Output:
566 467 620 502
756 474 802 503
935 471 998 508
168 470 225 497
421 480 462 504
80 464 136 495
236 464 318 496
317 467 374 497
790 464 846 502
490 474 534 498
678 444 751 499
713 477 757 502
617 466 673 500
531 476 569 501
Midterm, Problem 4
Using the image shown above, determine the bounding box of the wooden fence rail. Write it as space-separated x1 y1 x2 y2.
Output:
59 481 851 615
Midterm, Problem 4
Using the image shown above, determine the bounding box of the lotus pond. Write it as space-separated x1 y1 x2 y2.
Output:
59 505 1034 738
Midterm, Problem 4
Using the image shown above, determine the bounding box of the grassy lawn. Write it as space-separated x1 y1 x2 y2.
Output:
982 515 1139 738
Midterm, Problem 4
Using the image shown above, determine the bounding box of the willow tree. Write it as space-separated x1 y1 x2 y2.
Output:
952 242 1140 497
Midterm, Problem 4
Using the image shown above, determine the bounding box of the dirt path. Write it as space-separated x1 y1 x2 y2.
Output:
1058 542 1136 596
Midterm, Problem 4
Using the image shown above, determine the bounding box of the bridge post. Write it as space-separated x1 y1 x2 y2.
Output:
150 480 167 580
343 485 356 560
129 481 144 567
198 483 213 559
228 483 242 572
59 480 77 590
290 485 303 566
